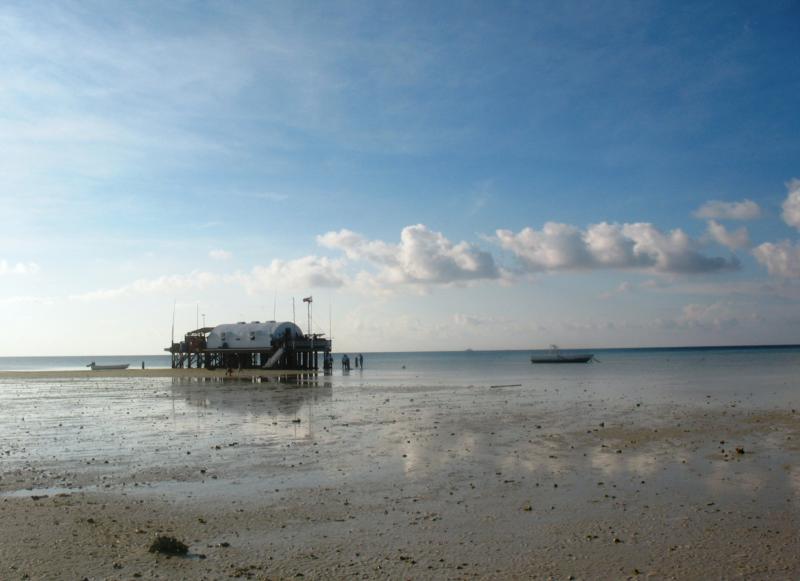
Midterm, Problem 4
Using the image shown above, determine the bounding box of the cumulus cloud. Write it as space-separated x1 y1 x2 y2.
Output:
705 220 750 250
693 199 761 220
318 224 504 287
317 229 396 263
752 241 800 278
230 256 346 294
0 259 40 276
781 178 800 230
209 249 232 261
495 222 739 274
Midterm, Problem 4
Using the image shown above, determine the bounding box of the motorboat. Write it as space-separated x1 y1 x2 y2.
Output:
87 362 130 371
530 345 594 364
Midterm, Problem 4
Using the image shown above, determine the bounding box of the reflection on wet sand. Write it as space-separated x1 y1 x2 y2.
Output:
171 374 332 417
167 375 334 445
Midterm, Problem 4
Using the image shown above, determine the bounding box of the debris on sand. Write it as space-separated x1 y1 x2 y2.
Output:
148 535 189 556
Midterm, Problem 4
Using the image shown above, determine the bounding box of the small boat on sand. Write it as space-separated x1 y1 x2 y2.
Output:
87 362 130 371
530 345 594 364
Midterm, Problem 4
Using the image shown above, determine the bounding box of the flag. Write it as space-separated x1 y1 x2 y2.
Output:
302 296 313 303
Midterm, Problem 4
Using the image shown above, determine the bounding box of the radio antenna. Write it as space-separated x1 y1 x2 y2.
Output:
170 299 176 346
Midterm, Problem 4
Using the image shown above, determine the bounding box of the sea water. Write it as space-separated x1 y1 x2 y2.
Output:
0 345 798 498
1 346 799 405
335 345 800 406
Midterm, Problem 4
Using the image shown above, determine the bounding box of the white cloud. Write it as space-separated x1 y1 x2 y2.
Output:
318 224 504 287
636 278 800 301
209 249 232 261
676 302 755 330
317 229 396 263
0 295 56 306
452 313 513 327
495 222 738 274
706 220 749 250
752 240 800 278
693 199 761 220
230 256 346 294
0 259 40 275
21 256 344 305
652 302 756 331
781 179 800 230
70 271 219 301
599 280 633 299
496 222 593 270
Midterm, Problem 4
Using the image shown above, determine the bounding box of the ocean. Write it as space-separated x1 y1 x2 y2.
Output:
2 345 798 404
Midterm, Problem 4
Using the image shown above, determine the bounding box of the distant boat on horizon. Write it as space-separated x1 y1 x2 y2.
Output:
530 345 594 364
87 362 130 371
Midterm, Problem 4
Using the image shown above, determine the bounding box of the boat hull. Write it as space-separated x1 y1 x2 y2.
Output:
530 355 593 364
88 364 130 370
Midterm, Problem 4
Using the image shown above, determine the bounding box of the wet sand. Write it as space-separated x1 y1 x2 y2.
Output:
1 375 799 579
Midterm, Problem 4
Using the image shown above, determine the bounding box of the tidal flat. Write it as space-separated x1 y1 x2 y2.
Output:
1 366 799 579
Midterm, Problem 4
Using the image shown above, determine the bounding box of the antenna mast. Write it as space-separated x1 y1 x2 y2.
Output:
303 296 313 335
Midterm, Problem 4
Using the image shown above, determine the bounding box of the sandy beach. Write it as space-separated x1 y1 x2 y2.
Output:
1 366 799 580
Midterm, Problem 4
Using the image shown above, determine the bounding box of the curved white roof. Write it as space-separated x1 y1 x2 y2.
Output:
206 321 304 349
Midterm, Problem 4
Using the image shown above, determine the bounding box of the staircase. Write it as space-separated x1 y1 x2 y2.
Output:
262 346 285 369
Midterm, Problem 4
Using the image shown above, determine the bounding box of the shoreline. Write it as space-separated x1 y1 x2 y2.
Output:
0 368 310 379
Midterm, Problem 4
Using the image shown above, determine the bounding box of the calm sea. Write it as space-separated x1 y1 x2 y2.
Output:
0 346 798 406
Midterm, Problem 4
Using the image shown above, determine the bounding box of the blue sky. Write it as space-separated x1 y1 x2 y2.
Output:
1 0 799 355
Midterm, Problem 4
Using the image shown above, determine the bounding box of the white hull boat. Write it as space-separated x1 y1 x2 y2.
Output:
87 362 130 371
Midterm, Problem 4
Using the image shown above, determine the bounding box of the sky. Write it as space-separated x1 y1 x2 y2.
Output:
1 0 799 355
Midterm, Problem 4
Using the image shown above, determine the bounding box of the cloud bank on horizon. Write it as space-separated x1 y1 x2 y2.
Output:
16 182 800 298
0 1 799 354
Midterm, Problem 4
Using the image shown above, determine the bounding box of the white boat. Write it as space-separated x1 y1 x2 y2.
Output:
87 362 130 371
